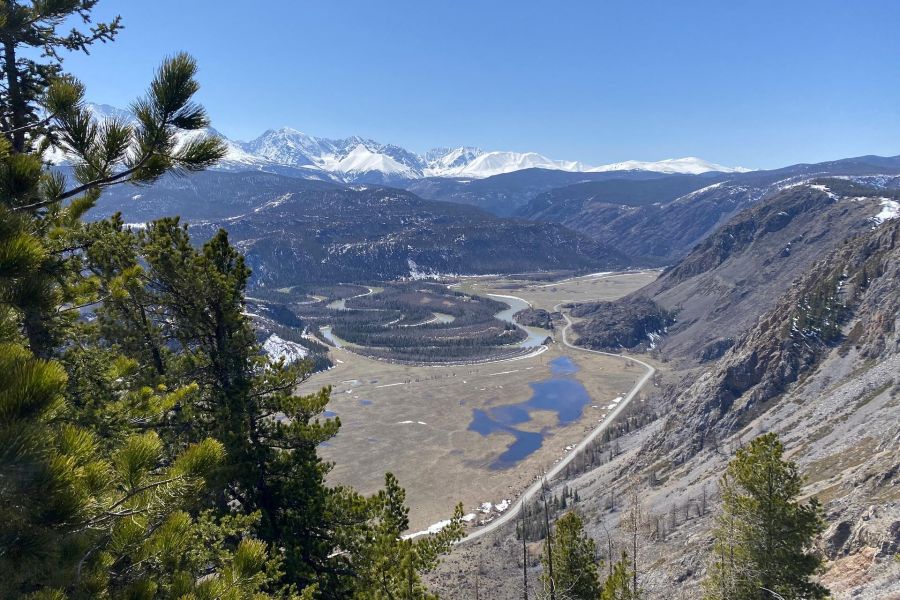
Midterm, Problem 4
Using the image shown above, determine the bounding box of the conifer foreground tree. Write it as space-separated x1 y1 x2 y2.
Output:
0 2 279 595
0 1 462 597
703 433 829 600
540 511 601 600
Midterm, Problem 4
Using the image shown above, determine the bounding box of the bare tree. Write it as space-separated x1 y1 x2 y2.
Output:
522 508 529 600
601 521 615 578
624 481 645 598
542 480 556 600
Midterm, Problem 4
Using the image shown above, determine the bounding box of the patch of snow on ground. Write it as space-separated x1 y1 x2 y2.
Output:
263 334 308 363
254 192 294 212
808 184 837 199
402 519 454 540
495 499 510 512
873 198 900 225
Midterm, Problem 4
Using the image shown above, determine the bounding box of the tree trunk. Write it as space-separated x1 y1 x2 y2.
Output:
3 41 27 152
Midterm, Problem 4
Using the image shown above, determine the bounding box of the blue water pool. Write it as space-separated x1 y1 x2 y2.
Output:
468 356 591 470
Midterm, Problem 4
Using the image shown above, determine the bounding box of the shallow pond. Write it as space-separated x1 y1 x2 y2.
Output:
468 356 591 470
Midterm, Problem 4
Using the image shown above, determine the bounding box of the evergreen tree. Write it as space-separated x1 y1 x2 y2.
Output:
599 552 636 600
128 219 368 593
540 511 601 600
353 474 464 599
0 2 280 596
703 433 829 600
0 0 121 154
1 2 463 597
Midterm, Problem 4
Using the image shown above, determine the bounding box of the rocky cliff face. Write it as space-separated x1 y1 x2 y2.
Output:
570 297 675 351
573 179 898 362
648 215 898 460
624 216 900 597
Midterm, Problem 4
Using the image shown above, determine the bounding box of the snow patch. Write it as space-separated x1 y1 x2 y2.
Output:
873 198 900 225
402 519 454 540
262 333 308 363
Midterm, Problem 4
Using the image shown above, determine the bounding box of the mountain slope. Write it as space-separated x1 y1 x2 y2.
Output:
405 168 677 216
89 170 341 222
516 155 900 264
434 179 900 600
189 186 629 287
89 172 628 287
621 215 900 598
571 178 899 359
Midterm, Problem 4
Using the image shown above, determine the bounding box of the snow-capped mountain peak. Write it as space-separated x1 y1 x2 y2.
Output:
428 151 581 178
424 146 483 172
589 156 750 175
334 143 416 176
67 103 751 182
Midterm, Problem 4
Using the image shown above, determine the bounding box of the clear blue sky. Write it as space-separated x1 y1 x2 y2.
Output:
63 0 900 169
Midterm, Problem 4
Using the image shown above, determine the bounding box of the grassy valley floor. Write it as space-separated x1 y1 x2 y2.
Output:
297 270 660 532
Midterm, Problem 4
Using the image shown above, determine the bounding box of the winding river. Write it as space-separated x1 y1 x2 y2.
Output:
487 293 551 349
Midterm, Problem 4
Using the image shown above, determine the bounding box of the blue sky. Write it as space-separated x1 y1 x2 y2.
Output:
63 0 900 169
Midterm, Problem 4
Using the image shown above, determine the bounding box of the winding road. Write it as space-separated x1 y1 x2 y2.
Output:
459 301 656 544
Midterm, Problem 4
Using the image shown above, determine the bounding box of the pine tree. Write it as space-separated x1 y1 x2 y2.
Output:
124 219 363 593
600 552 636 600
0 1 121 154
540 511 601 600
703 433 829 600
0 2 285 596
353 473 464 599
1 3 464 597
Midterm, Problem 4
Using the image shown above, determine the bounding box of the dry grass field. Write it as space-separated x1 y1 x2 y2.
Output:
459 270 659 311
297 271 659 531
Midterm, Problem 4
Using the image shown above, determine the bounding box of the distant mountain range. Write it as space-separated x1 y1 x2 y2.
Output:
76 104 750 183
89 172 626 286
86 151 900 285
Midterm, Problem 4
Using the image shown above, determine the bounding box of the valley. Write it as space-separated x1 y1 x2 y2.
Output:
82 152 900 598
295 270 659 532
7 4 900 598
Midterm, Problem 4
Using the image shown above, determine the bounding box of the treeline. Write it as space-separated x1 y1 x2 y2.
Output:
333 322 524 350
0 4 462 597
358 343 531 365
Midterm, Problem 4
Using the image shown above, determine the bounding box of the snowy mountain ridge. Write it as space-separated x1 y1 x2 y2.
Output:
71 103 751 182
